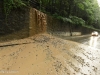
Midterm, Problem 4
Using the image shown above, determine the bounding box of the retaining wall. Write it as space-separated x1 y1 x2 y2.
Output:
0 0 94 42
47 16 93 36
0 2 47 41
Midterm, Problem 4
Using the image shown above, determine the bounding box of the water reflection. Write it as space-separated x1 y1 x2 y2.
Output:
89 36 98 48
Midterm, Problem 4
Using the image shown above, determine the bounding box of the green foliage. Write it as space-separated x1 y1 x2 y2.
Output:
52 13 72 23
53 15 85 26
4 0 28 17
3 0 100 30
69 16 85 26
77 3 84 10
62 18 73 23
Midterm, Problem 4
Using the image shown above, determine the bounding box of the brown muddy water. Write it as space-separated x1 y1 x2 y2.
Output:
0 33 100 75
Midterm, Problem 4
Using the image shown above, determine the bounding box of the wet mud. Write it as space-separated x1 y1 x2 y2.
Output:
0 33 100 75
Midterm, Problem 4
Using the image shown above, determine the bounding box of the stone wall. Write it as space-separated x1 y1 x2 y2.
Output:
0 0 93 42
6 8 29 36
47 16 69 32
47 16 93 36
0 1 30 40
0 0 47 41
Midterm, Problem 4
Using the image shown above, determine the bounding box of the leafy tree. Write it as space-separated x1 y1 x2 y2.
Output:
4 0 100 31
3 0 28 17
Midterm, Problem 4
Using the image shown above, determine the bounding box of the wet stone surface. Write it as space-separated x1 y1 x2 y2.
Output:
0 33 100 75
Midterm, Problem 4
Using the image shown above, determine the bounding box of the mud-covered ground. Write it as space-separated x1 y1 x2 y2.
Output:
0 33 100 75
